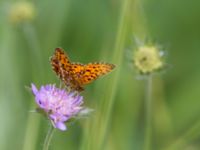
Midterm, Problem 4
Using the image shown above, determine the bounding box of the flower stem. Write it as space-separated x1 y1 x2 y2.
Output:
21 22 45 81
144 75 153 150
43 125 55 150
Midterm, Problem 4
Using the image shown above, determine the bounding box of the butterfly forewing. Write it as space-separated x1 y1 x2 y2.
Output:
77 63 115 85
51 48 71 77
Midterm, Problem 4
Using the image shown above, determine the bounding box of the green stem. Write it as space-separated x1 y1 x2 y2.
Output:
43 125 55 150
22 23 45 80
22 23 40 53
144 75 153 150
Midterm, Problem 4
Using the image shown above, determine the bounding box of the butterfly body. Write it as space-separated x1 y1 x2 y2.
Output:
51 48 115 91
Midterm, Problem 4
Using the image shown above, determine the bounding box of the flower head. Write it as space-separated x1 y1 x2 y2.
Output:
31 84 83 131
133 45 164 74
9 2 35 24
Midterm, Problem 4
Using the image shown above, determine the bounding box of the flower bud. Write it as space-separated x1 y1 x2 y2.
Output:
9 2 35 24
134 45 164 74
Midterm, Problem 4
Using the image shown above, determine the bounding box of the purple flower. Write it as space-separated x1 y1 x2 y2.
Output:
31 83 83 131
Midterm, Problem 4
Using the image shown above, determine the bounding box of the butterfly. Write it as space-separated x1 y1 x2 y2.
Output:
50 48 115 91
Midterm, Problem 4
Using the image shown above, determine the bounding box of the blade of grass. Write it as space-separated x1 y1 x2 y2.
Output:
21 23 44 150
80 0 131 149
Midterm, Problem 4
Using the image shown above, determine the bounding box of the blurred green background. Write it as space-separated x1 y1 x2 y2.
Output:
1 0 200 150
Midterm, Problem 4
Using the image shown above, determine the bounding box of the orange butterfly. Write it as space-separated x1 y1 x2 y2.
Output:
50 48 115 91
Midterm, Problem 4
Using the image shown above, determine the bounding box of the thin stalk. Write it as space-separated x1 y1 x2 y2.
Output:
22 23 41 54
22 23 44 80
43 125 55 150
22 115 41 150
144 75 153 150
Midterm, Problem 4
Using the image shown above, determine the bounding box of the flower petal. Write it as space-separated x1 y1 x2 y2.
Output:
55 122 67 131
31 83 38 95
